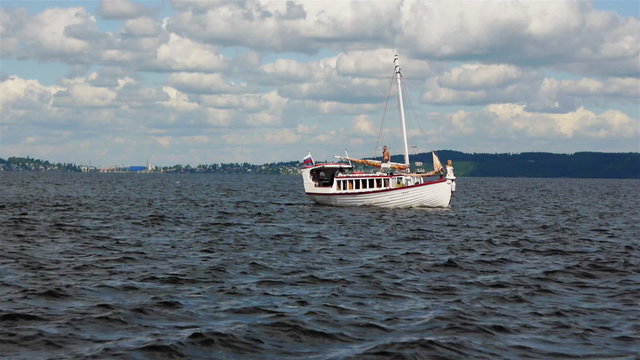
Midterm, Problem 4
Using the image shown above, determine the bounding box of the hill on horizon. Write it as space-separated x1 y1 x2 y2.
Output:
388 151 640 179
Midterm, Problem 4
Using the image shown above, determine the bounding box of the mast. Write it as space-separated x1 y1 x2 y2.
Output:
394 55 410 169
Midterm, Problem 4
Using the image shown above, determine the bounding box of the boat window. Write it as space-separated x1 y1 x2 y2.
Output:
361 179 367 189
384 179 389 188
355 180 360 190
348 180 354 190
369 179 374 188
337 180 342 191
376 179 382 188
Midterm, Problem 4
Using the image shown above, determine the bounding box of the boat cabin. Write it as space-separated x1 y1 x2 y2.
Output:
303 163 419 194
307 163 352 188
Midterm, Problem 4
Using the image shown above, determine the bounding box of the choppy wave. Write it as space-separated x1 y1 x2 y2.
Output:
1 173 638 359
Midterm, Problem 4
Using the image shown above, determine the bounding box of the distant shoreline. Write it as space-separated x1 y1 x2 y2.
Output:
2 151 639 178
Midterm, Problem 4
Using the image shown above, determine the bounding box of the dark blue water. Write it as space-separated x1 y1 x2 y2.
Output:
1 173 638 359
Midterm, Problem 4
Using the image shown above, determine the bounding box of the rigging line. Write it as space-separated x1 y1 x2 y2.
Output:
374 71 398 159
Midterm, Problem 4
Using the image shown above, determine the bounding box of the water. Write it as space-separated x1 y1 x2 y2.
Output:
1 173 638 359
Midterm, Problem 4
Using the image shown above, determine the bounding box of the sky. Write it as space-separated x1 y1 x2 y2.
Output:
0 0 639 167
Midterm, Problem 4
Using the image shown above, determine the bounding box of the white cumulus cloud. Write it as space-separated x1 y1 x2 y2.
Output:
155 33 226 72
168 72 246 94
99 0 152 20
22 7 95 57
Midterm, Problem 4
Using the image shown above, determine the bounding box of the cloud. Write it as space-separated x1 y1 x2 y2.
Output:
168 72 246 94
115 83 168 108
264 128 301 144
219 90 288 127
437 64 529 90
54 82 117 107
98 0 152 20
399 0 639 76
261 59 312 82
449 110 476 136
123 17 159 37
167 1 398 53
279 77 388 104
167 2 295 51
272 56 390 104
484 103 637 139
351 114 377 136
22 7 96 58
0 7 22 56
154 33 226 72
0 76 61 119
560 77 640 98
415 103 639 153
201 90 284 114
160 86 199 111
164 0 637 77
223 128 301 146
423 63 639 112
422 63 539 106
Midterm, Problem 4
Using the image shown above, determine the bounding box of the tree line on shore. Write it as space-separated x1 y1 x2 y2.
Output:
1 151 639 178
0 157 80 172
417 151 640 179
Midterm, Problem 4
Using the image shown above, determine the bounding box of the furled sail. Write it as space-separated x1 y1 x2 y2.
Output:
432 152 443 173
409 152 444 177
337 156 409 170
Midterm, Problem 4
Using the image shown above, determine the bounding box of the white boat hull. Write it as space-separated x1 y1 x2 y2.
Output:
306 180 452 208
301 165 452 208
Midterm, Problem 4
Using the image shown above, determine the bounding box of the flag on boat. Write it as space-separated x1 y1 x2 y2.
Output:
302 152 314 165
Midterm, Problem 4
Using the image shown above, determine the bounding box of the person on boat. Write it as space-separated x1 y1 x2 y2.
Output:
446 160 456 193
382 145 390 163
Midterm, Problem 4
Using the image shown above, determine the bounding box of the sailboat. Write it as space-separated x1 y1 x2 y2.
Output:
300 55 455 208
